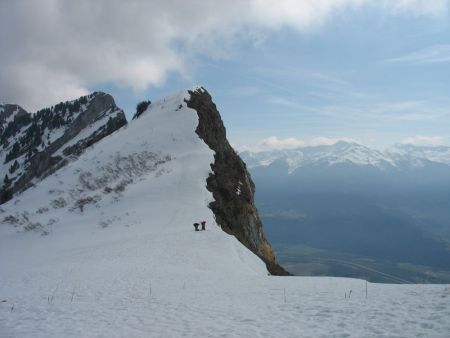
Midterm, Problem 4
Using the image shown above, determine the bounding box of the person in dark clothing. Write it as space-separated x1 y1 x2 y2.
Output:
201 221 206 231
193 223 199 231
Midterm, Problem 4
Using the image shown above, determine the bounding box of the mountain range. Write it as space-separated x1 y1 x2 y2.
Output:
241 142 450 283
241 141 450 173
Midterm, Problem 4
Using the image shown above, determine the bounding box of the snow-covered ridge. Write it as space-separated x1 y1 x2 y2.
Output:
240 141 450 173
0 86 265 267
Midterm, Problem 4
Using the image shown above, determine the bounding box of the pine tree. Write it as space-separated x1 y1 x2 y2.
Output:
133 100 151 119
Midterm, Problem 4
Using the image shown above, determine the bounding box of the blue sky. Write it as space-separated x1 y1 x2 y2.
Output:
97 4 449 150
1 1 449 150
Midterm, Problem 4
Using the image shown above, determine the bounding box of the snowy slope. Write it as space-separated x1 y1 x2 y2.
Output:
1 88 449 337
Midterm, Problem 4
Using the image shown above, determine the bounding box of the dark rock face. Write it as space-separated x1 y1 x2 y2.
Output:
0 92 127 203
186 87 289 276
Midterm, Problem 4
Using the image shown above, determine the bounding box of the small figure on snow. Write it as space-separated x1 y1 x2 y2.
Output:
193 222 200 231
201 221 206 231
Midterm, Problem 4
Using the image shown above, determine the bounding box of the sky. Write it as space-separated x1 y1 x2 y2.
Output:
0 0 449 150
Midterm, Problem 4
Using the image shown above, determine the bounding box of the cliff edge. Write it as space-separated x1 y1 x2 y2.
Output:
187 87 289 275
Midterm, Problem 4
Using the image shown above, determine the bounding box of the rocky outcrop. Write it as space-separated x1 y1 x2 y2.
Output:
186 87 289 276
1 92 127 203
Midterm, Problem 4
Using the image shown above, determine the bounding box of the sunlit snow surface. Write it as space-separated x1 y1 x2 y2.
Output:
1 88 449 337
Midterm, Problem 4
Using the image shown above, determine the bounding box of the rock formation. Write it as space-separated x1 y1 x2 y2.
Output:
187 87 289 275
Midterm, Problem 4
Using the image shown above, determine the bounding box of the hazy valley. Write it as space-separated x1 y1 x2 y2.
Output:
241 142 450 283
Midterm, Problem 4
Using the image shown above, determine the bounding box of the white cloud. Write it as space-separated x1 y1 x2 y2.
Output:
386 44 450 64
267 96 301 108
240 136 306 152
402 135 444 146
260 136 306 149
250 0 447 30
267 96 325 113
310 136 357 146
239 135 359 151
0 0 447 110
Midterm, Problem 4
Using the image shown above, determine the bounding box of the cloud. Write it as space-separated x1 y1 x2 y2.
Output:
240 136 306 152
260 136 306 149
267 96 325 113
310 136 357 146
401 135 444 146
249 0 447 30
386 44 450 64
239 135 359 151
0 0 447 110
267 96 302 108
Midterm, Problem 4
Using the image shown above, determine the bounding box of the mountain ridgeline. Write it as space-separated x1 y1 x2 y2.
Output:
0 93 127 203
0 87 287 275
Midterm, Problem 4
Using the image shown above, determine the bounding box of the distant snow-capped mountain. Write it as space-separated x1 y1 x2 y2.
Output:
386 144 450 167
240 141 450 173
